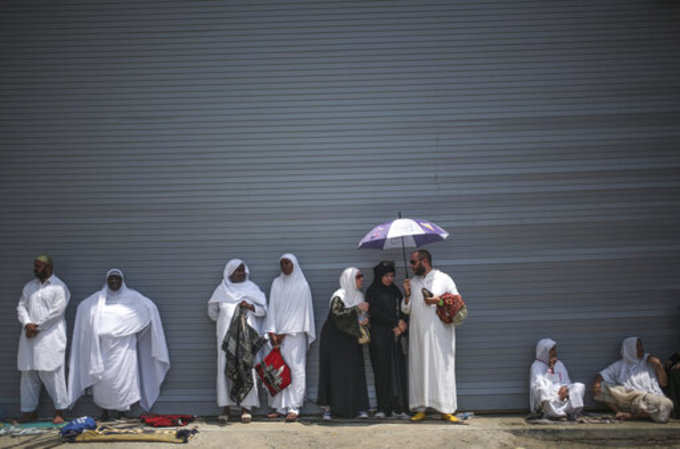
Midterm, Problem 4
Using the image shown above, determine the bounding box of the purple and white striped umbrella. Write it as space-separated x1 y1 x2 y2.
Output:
358 218 450 250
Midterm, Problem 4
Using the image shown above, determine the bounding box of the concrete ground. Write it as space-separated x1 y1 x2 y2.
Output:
2 415 680 449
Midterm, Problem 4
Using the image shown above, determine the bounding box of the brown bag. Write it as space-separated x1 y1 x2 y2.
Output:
422 288 467 326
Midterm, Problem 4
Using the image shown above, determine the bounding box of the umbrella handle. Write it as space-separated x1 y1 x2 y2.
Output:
401 236 409 279
398 211 409 279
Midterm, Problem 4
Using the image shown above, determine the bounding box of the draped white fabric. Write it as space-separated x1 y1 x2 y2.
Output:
68 269 170 411
16 275 70 372
600 336 664 395
330 267 364 307
529 338 584 416
264 254 315 345
263 254 315 413
401 269 458 413
208 259 267 408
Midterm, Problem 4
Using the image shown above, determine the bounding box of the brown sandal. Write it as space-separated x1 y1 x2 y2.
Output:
285 412 298 422
267 412 282 419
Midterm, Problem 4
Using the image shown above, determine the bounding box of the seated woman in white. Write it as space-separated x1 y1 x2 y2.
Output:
530 338 585 419
592 336 672 423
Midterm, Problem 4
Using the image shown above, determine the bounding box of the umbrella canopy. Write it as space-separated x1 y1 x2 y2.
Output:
358 218 449 250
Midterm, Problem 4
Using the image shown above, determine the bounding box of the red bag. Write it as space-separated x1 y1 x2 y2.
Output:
255 347 292 396
139 414 195 427
423 288 467 325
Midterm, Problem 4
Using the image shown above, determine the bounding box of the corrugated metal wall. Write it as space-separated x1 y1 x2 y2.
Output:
1 0 679 416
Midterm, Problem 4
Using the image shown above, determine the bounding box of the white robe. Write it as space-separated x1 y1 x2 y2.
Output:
600 336 664 395
530 338 584 418
17 274 70 372
208 259 267 408
596 337 673 422
68 272 170 411
401 269 458 413
263 254 316 413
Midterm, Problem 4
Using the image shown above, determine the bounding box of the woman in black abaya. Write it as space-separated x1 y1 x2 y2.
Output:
366 261 409 418
317 267 370 419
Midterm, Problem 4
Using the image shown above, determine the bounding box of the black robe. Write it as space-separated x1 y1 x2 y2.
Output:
317 297 369 418
664 352 680 419
366 282 409 415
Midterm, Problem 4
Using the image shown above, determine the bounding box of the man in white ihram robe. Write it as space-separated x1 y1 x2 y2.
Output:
68 269 170 418
264 253 315 422
17 255 70 423
208 258 267 423
401 249 460 423
530 338 585 419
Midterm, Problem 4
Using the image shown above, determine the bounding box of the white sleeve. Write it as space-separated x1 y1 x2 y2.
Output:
17 287 31 326
263 290 276 335
208 302 220 322
432 272 459 296
400 297 411 315
599 361 620 385
252 301 266 318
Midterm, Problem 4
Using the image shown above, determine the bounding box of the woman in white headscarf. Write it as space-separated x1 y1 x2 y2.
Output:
317 267 370 420
593 336 673 422
208 259 267 423
264 254 315 422
529 338 585 419
68 269 170 419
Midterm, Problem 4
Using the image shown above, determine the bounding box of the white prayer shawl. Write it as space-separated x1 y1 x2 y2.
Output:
68 269 170 411
208 259 267 407
530 338 579 413
17 274 70 372
401 268 459 413
330 267 365 308
264 254 316 346
600 336 664 395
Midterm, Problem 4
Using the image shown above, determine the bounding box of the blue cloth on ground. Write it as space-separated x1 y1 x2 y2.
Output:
60 416 96 440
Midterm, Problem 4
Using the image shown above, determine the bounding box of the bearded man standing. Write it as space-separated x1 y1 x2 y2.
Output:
16 255 70 423
401 249 461 423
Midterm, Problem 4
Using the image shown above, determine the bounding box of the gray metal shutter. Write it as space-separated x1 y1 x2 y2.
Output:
1 0 679 416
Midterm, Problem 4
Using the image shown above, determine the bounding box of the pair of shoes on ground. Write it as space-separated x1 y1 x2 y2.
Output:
410 412 460 423
217 411 253 424
374 411 410 419
267 412 299 422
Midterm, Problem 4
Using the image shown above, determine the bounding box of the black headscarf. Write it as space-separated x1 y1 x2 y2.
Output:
366 260 404 329
370 261 396 288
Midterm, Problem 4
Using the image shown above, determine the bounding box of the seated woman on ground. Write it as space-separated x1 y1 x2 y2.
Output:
592 337 673 423
530 338 585 420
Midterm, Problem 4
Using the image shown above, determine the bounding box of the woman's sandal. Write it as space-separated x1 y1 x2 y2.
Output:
217 414 229 424
285 412 298 422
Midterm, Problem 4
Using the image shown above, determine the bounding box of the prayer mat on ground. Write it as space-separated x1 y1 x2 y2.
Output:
70 425 198 443
0 421 65 436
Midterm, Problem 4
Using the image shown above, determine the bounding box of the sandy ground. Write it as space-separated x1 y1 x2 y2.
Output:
2 416 680 449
